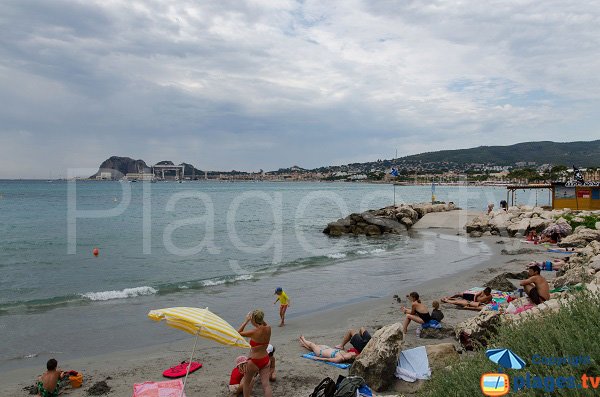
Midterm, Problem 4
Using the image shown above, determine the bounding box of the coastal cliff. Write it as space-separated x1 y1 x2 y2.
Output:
91 157 203 179
91 156 149 179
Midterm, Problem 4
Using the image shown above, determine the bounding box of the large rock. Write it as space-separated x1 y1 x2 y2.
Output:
489 212 512 231
558 228 600 248
484 274 517 292
362 213 405 233
455 311 501 351
553 268 589 288
90 156 150 179
323 222 348 236
425 343 459 369
507 218 530 237
529 217 550 231
350 322 404 392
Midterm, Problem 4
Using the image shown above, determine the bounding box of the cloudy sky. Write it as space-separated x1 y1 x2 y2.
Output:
1 0 599 178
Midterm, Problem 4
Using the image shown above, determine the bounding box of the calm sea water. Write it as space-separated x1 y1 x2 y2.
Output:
0 180 550 369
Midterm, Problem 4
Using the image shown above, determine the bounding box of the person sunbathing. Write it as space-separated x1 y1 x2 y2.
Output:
335 327 371 353
520 265 550 305
441 287 493 309
299 336 358 363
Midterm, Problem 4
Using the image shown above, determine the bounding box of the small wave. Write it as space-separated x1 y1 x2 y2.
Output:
356 250 369 255
327 253 347 259
201 274 253 287
80 286 158 301
370 248 385 254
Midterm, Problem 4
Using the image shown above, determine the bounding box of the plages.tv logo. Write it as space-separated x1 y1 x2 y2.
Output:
480 348 526 396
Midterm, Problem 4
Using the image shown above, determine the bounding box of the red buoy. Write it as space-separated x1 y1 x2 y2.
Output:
93 248 99 257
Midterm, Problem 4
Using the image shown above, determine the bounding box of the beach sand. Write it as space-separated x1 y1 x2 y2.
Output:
0 211 558 397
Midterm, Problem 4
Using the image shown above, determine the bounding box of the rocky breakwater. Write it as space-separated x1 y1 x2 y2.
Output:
322 203 458 237
464 206 600 238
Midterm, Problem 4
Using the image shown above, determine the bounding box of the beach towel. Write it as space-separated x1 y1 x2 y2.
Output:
395 346 431 382
463 287 511 304
132 379 186 397
421 319 442 329
302 353 350 369
547 249 574 254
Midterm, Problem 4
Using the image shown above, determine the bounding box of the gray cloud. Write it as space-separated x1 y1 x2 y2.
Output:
1 0 599 178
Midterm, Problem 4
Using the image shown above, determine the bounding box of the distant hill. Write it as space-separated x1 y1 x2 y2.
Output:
91 156 149 178
397 140 600 166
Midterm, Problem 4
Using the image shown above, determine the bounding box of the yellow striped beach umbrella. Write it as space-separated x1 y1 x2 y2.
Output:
148 307 250 397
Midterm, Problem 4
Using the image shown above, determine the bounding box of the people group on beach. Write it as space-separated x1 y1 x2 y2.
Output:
33 265 554 397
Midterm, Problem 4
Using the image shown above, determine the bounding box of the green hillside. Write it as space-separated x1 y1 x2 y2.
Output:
399 140 600 166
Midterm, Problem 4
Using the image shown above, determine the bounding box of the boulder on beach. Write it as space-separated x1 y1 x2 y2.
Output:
484 274 517 292
558 228 600 248
455 310 501 351
350 322 404 391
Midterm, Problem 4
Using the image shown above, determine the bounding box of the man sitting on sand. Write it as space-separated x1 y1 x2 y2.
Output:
229 356 256 396
335 327 371 354
37 359 65 397
299 336 358 363
441 287 493 309
520 264 550 305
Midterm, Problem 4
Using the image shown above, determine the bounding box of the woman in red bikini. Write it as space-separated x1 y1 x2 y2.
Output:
238 309 272 397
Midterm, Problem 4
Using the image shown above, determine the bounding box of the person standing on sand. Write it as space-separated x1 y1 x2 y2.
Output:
238 310 272 397
273 287 290 327
400 292 431 334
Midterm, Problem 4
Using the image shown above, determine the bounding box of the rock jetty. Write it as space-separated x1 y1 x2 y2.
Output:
465 205 600 240
323 203 458 236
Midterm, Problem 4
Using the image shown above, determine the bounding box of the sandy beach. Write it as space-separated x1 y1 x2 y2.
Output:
1 211 559 397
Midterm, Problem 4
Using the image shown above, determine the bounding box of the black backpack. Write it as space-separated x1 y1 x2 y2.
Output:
310 377 336 397
333 376 365 397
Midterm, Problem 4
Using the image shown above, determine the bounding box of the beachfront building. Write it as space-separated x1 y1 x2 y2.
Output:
506 181 600 210
552 181 600 210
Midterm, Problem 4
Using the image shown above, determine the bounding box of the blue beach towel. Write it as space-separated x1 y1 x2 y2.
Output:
547 249 574 254
421 319 442 329
301 352 351 369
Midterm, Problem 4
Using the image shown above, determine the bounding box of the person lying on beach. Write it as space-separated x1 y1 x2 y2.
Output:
37 358 65 397
238 310 272 397
299 336 358 363
441 287 493 309
266 344 276 382
335 327 371 353
520 265 550 305
400 292 431 334
229 356 256 396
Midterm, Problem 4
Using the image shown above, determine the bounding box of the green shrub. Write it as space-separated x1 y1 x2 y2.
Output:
419 292 600 396
559 214 600 231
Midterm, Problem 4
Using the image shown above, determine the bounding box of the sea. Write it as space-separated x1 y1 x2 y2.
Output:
0 180 551 370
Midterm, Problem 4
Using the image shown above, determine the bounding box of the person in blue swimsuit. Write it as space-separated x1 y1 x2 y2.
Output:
299 335 358 363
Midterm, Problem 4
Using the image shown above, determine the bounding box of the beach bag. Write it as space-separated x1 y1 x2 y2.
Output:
309 377 336 397
334 376 365 397
68 372 83 388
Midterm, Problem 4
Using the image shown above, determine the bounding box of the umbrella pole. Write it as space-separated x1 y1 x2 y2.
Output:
181 331 200 397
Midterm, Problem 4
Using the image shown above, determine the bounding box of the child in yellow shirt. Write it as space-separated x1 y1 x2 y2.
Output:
274 287 290 327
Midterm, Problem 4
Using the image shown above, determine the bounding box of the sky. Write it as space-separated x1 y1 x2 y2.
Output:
1 0 599 178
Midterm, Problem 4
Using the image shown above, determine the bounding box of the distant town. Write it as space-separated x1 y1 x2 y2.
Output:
91 156 600 185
